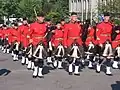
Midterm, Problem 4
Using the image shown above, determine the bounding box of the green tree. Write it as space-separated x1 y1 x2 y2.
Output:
2 0 21 18
17 0 43 21
46 11 61 23
98 0 120 16
0 0 69 22
51 0 69 18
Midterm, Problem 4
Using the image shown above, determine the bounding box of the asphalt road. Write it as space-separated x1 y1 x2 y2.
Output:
0 50 120 90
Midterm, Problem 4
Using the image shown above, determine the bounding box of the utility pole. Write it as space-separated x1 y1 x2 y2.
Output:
90 0 93 24
81 0 84 22
86 0 88 20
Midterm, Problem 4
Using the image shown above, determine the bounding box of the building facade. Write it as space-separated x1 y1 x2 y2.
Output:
69 0 98 23
69 0 113 24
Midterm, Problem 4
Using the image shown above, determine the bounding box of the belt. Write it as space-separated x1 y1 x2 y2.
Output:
12 36 17 38
55 38 63 40
100 34 111 37
87 36 94 39
69 36 80 40
34 36 44 39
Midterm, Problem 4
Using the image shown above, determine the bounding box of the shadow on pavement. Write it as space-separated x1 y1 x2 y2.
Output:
0 69 11 76
43 66 50 75
111 81 120 90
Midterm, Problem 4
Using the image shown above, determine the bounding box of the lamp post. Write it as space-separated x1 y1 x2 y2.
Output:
81 0 84 22
86 0 88 20
90 0 93 24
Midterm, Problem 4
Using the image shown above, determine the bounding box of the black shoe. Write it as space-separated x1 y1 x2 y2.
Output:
27 68 31 70
47 63 51 65
21 63 25 65
13 59 18 61
96 70 100 73
38 76 44 78
58 67 63 69
74 73 80 76
112 67 118 69
68 72 73 75
33 75 37 78
106 73 113 76
88 67 94 69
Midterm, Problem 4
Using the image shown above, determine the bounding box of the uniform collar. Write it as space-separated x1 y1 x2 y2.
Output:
37 21 44 24
104 21 109 23
70 21 77 24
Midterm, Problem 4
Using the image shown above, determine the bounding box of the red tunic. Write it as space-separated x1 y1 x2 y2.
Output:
0 28 3 39
85 27 96 45
5 28 12 44
112 33 120 48
9 28 20 43
18 25 30 47
51 29 64 47
61 24 67 30
29 22 47 46
96 22 112 44
2 29 6 39
2 28 11 43
64 22 82 47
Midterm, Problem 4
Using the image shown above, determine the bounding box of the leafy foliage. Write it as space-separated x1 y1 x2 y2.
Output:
98 0 120 16
98 0 120 24
46 11 61 23
0 0 69 23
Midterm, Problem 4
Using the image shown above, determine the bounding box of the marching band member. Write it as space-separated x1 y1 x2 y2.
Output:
112 26 120 69
29 12 47 78
18 17 30 48
18 18 30 65
2 25 9 53
96 12 113 75
4 25 12 54
64 12 83 75
9 23 21 61
82 19 96 69
83 19 96 46
45 19 54 64
51 22 64 69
